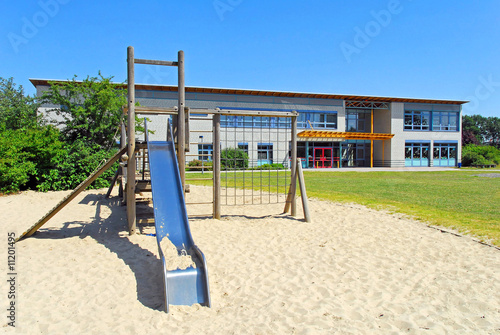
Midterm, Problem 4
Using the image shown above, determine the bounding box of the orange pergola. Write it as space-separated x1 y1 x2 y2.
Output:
297 130 395 168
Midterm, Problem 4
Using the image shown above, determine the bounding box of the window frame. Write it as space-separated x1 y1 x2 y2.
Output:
198 143 213 161
404 110 431 131
432 111 459 131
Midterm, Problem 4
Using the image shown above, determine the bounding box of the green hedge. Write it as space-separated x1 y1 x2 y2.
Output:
0 127 62 193
462 144 500 166
37 139 118 191
0 127 118 194
187 159 213 171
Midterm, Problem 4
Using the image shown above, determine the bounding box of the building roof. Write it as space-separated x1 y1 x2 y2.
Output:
30 79 468 105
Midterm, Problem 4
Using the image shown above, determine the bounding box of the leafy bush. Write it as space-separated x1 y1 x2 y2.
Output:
0 127 62 193
221 148 249 170
41 73 127 147
252 163 285 170
187 159 213 171
0 77 40 131
37 139 118 191
462 144 500 166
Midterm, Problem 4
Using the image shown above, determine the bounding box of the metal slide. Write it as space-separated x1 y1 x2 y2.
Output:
146 120 211 312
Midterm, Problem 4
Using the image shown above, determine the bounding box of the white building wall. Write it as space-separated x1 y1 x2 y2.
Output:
391 102 462 167
390 102 406 167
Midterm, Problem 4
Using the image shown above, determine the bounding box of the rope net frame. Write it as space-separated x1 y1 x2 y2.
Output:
219 114 292 206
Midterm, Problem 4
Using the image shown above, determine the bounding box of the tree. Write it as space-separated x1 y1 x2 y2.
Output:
462 114 500 148
41 73 127 148
0 77 40 131
462 129 480 146
484 117 500 148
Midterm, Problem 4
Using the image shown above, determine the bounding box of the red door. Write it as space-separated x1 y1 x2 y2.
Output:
314 148 333 168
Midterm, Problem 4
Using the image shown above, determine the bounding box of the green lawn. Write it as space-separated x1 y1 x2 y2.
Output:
304 170 500 246
186 169 500 246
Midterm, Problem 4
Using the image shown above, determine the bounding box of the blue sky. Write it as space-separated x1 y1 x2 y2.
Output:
1 0 499 117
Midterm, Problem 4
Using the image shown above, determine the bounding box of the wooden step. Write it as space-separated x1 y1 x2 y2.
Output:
135 180 152 193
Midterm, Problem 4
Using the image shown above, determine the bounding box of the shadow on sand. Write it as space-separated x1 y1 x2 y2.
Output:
26 193 165 312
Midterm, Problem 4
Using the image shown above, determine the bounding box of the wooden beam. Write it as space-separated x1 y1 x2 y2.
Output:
134 58 178 66
177 50 186 191
123 106 178 115
296 159 311 223
213 114 221 219
127 46 136 235
17 147 127 241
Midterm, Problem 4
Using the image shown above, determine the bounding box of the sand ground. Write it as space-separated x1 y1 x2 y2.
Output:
1 185 499 334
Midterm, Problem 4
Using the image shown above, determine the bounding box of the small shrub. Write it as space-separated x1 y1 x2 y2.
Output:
187 159 213 171
221 148 249 170
252 163 285 170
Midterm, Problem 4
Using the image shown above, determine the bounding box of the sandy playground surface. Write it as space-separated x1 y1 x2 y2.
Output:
1 185 499 334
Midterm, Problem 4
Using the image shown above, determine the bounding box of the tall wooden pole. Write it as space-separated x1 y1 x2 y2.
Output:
283 114 298 215
178 50 186 191
127 46 136 235
213 114 221 219
291 115 298 216
297 158 311 223
118 121 126 199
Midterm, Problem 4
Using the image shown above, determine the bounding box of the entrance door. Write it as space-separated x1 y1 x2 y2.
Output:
314 148 333 168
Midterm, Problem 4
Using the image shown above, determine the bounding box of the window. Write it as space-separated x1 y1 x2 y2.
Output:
433 112 458 131
257 143 273 166
405 142 430 167
198 144 213 161
404 111 431 130
433 143 457 166
296 112 339 129
222 116 289 128
404 111 458 131
310 113 337 129
345 110 369 132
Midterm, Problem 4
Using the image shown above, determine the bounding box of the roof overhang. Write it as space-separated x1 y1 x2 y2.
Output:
29 79 468 105
297 130 395 141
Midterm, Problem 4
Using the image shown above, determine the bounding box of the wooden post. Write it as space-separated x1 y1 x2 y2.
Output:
371 140 374 168
297 158 311 223
382 140 385 167
284 115 298 215
290 115 297 216
119 121 126 199
213 114 221 219
127 46 136 235
185 107 190 151
178 50 186 191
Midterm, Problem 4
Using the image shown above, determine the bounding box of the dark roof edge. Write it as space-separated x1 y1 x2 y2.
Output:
29 79 468 105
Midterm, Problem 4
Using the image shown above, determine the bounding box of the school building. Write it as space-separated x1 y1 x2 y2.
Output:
31 79 467 169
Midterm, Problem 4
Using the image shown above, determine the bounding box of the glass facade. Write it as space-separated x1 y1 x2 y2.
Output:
221 116 291 128
298 112 337 129
345 110 370 132
433 112 458 131
404 110 459 132
404 111 431 130
405 142 430 167
433 143 457 166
